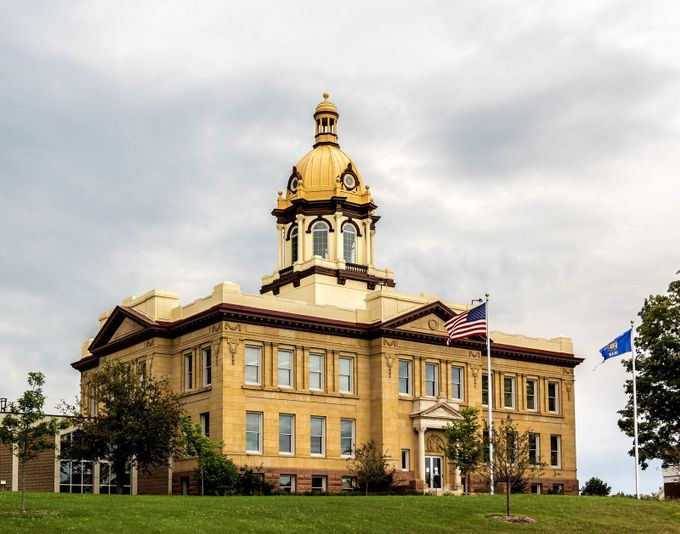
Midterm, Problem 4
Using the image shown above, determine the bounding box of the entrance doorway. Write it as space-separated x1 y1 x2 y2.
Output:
425 456 443 489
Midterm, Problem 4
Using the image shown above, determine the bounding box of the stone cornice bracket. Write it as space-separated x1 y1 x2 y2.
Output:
471 366 480 387
228 338 238 365
384 354 394 377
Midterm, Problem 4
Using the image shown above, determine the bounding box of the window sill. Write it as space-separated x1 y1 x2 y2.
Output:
245 451 262 455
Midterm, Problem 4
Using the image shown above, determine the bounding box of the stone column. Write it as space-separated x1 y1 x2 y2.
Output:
364 219 372 266
335 212 343 263
296 215 305 263
417 426 426 493
276 224 284 269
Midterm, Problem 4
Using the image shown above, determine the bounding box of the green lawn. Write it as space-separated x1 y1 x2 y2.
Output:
0 492 679 533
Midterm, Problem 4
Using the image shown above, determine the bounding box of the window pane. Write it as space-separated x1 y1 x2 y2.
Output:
343 224 356 263
310 417 324 455
309 354 323 390
482 375 489 406
246 412 261 452
290 227 298 263
451 366 463 400
245 346 261 384
339 357 353 393
399 360 411 394
278 350 292 387
341 419 354 456
504 376 515 408
312 222 329 258
426 363 438 396
526 380 536 410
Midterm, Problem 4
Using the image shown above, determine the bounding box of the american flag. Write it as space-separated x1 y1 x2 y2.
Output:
445 302 487 344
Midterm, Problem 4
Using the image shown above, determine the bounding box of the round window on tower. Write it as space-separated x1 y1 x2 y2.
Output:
342 173 356 190
288 176 299 194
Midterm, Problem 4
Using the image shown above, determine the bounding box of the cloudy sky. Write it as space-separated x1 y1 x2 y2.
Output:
2 1 678 495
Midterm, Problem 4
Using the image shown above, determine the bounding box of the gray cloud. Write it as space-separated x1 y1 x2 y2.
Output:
1 0 679 495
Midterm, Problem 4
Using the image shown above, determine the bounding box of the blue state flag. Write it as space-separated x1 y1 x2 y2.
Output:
599 329 632 361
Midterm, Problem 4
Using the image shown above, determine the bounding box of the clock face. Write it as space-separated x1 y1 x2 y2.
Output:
289 176 299 193
343 173 356 190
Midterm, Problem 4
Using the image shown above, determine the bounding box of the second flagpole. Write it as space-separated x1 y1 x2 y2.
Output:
631 320 640 499
486 292 494 495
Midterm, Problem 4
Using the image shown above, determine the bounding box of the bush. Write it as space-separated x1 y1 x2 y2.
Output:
581 477 611 496
196 450 239 496
236 466 274 495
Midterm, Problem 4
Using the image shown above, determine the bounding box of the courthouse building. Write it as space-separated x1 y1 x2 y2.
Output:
70 94 583 495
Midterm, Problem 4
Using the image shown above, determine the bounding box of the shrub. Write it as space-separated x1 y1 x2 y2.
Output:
581 477 612 496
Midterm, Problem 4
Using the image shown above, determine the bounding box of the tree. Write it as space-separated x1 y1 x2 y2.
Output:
581 477 611 496
443 407 484 494
63 361 184 494
181 415 238 496
486 416 543 517
346 439 395 495
618 274 680 469
0 372 67 513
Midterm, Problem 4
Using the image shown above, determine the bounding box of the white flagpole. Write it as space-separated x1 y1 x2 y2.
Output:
631 320 640 499
485 293 494 495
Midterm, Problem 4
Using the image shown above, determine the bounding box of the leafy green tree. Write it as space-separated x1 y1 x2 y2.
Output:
181 415 238 496
0 372 67 513
63 361 184 494
581 477 612 496
347 439 395 495
486 416 543 517
618 274 680 468
443 407 484 494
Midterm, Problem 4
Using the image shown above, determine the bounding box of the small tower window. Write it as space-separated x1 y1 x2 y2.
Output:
290 226 299 264
312 221 329 259
342 223 356 264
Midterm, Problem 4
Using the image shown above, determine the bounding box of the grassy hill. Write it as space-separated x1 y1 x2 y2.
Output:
1 492 679 533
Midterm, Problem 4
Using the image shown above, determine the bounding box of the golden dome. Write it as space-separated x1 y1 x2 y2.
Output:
277 94 373 208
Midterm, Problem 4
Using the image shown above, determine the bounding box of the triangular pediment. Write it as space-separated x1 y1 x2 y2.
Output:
110 317 144 342
88 306 158 354
412 401 463 420
381 301 456 337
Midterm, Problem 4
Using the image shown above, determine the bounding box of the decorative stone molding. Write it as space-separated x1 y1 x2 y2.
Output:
384 354 394 377
228 338 238 365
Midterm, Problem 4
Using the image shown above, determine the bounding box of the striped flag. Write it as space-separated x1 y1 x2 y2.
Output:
445 302 487 344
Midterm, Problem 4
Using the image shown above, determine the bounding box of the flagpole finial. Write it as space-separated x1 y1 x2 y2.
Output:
485 292 490 299
630 320 634 327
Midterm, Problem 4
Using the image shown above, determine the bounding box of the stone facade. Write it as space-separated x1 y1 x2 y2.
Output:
70 94 583 496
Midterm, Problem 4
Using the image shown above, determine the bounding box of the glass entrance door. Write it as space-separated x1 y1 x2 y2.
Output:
425 456 443 489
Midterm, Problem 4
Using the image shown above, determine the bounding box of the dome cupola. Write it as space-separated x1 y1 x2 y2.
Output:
262 94 395 306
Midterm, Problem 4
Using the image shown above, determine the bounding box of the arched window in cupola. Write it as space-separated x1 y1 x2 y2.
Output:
342 223 356 264
312 221 329 259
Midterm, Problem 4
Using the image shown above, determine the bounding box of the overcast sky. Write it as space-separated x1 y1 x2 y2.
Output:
2 1 679 495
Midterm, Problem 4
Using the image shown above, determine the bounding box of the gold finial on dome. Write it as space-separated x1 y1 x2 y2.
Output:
323 92 329 100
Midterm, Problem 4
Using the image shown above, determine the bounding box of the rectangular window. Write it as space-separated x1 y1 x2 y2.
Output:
184 353 193 391
548 381 560 413
137 360 146 384
246 412 262 453
401 449 410 471
309 353 324 391
311 475 326 492
200 412 210 438
341 476 356 491
552 484 564 495
482 374 489 406
278 349 293 388
245 346 262 385
339 357 354 394
451 366 464 401
529 433 540 465
279 474 295 493
425 362 439 397
550 434 561 467
279 414 294 454
531 483 542 494
398 360 412 395
202 347 212 387
310 416 325 456
504 376 516 409
526 379 537 411
88 386 97 417
340 418 355 458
